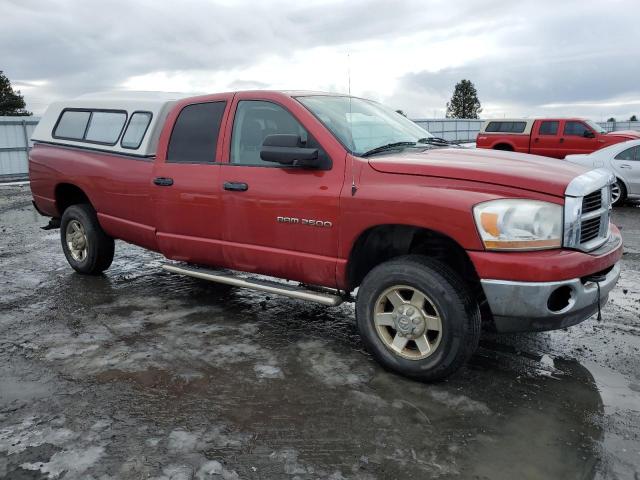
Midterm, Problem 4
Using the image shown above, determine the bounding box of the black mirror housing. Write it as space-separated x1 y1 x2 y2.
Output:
260 134 320 168
584 130 596 138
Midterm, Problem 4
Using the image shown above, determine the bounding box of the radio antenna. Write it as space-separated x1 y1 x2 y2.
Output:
348 53 357 196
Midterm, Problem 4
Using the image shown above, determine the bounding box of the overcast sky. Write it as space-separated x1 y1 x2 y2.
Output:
2 0 640 120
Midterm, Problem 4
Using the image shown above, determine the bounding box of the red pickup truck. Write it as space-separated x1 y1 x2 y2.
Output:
29 91 622 381
476 118 640 158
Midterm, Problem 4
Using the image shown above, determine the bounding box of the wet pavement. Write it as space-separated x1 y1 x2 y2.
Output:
0 183 639 480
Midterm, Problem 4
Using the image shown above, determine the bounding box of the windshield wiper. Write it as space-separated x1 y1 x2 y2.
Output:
361 142 417 157
418 137 451 145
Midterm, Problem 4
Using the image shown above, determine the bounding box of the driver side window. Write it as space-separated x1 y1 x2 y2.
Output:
563 121 591 137
230 101 307 166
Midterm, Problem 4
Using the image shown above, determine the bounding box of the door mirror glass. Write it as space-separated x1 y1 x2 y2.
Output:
260 134 320 168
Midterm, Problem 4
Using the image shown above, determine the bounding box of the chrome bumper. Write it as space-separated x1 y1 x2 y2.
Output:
481 262 621 333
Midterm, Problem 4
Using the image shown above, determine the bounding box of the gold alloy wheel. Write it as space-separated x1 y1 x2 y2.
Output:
373 285 443 360
66 219 88 262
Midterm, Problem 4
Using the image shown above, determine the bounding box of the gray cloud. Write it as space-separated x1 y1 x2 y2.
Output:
387 1 640 119
2 0 639 119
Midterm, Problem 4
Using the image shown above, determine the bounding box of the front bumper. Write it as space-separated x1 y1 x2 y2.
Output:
481 262 620 333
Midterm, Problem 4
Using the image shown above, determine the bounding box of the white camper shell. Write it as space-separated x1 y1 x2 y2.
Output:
31 91 184 157
478 119 535 135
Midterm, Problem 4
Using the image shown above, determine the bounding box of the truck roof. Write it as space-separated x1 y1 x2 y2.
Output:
483 117 591 122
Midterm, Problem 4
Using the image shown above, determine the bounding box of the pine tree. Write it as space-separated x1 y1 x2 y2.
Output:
446 79 481 119
0 71 31 116
630 115 638 122
607 117 616 122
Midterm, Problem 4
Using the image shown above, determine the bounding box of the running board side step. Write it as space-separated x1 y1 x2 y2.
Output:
162 264 344 307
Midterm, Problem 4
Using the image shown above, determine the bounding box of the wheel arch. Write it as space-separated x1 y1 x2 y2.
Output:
614 175 630 192
345 224 481 293
612 175 629 205
492 142 514 151
54 183 93 216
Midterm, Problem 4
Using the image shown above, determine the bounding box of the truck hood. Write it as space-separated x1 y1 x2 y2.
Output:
368 148 588 197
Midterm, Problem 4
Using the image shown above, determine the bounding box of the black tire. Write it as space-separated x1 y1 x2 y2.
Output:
356 255 480 381
60 204 114 275
612 179 627 207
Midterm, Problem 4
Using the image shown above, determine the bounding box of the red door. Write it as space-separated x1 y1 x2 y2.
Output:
529 120 564 158
529 120 563 158
218 92 347 287
561 120 598 157
152 94 233 266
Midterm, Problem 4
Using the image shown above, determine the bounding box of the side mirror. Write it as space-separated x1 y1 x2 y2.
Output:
260 134 320 168
583 130 595 138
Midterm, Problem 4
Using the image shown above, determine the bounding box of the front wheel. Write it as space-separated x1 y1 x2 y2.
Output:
611 179 627 207
60 204 114 275
356 255 481 381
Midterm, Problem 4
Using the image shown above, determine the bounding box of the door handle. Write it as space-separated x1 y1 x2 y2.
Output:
559 137 564 143
153 177 174 186
534 137 539 142
224 181 248 192
619 164 632 169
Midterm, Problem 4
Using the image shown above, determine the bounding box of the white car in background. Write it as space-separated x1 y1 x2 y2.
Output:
566 139 640 206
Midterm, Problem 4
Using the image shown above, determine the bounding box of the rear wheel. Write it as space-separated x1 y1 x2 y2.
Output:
356 255 481 381
60 204 114 274
611 179 627 207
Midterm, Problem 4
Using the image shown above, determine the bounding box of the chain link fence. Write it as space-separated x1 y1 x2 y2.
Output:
598 120 640 133
0 117 40 181
1 116 639 180
412 119 484 143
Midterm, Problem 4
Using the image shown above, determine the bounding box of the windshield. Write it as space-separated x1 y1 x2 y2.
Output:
296 95 433 156
585 119 606 134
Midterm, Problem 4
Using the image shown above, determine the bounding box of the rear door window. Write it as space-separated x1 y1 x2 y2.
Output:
84 111 127 144
53 110 91 140
615 146 639 161
538 121 559 135
167 102 227 164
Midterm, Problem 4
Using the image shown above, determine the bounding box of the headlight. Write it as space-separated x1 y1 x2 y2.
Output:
473 199 562 251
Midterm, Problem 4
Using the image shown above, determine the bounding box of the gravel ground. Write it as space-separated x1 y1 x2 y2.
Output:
0 183 639 480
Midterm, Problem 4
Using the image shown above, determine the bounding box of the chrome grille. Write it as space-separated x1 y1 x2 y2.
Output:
576 186 610 250
581 190 602 213
564 169 613 252
580 216 601 243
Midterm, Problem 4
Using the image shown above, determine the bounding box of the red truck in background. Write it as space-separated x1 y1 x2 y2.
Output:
29 91 622 381
476 118 640 158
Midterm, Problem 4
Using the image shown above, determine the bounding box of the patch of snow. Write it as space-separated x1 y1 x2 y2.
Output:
167 430 199 454
540 354 555 369
20 446 104 479
425 389 492 415
297 340 372 387
196 460 223 477
0 417 77 455
254 364 284 379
